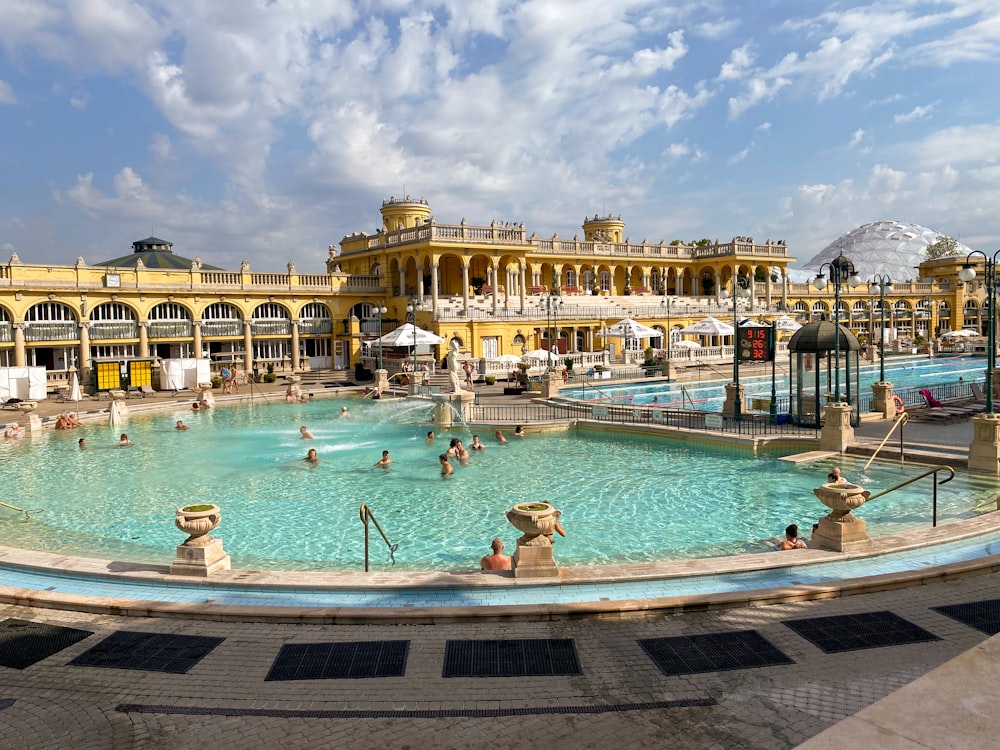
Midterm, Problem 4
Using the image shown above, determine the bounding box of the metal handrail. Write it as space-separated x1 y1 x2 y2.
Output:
863 411 909 472
359 503 398 571
0 499 43 521
865 465 955 527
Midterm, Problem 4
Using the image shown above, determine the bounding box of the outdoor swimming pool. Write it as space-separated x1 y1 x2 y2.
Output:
0 397 996 572
563 356 983 411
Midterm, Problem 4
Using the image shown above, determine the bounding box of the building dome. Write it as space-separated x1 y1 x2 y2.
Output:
803 221 973 283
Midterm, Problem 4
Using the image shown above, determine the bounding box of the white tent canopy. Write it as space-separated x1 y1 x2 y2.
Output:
773 315 803 332
374 323 445 347
679 316 735 336
941 329 978 338
671 340 702 350
161 359 211 391
596 318 660 339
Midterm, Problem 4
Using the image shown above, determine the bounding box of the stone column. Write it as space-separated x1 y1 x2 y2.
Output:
871 381 894 419
430 262 439 313
819 402 855 453
541 370 561 398
399 265 406 297
968 413 1000 474
461 263 470 311
417 265 425 301
193 320 203 359
290 320 300 370
138 321 149 358
13 323 25 367
490 265 498 316
519 266 527 314
243 321 253 374
78 322 91 382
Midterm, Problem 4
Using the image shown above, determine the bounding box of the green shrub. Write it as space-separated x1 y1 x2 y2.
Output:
484 375 496 385
263 373 277 383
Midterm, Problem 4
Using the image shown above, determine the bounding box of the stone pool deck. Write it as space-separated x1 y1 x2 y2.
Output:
1 375 997 747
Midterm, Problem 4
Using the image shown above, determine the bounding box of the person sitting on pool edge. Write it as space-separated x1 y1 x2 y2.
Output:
779 524 807 550
480 538 512 571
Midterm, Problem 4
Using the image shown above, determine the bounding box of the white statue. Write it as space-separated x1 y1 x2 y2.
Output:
447 339 465 394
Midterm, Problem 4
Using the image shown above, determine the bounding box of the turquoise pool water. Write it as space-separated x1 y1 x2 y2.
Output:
563 356 983 411
0 397 995 572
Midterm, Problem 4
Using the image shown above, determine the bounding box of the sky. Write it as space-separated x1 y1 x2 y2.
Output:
1 0 999 273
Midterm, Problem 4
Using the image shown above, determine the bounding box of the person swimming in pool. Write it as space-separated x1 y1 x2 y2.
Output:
304 448 319 465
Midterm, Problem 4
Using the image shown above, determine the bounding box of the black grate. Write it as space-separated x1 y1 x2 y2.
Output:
783 610 940 653
0 618 93 670
932 599 1000 635
638 630 794 676
442 639 582 678
265 640 409 681
69 631 224 674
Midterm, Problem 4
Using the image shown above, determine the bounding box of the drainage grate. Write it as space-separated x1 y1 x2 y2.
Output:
638 630 794 676
783 610 941 653
932 600 1000 635
265 640 409 681
0 618 93 670
69 631 224 674
442 639 582 678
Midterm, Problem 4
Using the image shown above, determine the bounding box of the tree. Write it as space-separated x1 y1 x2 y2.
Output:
925 235 959 259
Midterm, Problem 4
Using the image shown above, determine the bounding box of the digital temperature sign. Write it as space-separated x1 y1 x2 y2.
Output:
737 325 774 363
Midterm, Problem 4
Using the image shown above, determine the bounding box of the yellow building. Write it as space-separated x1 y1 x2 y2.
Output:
0 197 981 394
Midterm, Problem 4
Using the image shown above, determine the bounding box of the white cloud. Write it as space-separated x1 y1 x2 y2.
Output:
718 43 754 81
0 79 15 104
894 103 936 124
848 128 865 147
70 93 88 109
727 148 750 165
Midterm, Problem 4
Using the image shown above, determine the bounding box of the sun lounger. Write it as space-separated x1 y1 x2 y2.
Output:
1 397 23 410
139 384 155 397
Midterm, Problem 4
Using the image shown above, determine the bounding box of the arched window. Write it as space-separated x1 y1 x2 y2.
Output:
252 303 291 336
148 302 192 339
299 302 331 335
0 306 11 345
25 302 77 341
791 301 808 313
89 302 138 340
201 302 242 337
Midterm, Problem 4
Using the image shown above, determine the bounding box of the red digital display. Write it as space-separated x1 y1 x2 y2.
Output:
737 326 773 363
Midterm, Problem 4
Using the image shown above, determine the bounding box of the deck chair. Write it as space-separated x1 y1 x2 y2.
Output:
139 384 156 397
919 388 944 408
1 396 23 410
972 383 987 401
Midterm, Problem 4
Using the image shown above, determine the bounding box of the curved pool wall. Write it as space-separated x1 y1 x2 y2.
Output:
1 514 999 621
1 395 997 572
562 355 984 411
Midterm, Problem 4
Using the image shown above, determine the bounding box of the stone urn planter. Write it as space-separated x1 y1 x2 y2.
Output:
811 483 873 552
506 501 562 547
170 503 230 576
174 503 221 547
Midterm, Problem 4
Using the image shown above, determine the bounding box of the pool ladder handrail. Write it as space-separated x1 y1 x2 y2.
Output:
0 499 43 522
359 503 398 572
865 465 955 527
862 411 909 473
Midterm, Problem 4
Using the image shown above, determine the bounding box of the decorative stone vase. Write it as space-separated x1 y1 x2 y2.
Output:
506 501 561 547
813 483 870 523
175 503 221 547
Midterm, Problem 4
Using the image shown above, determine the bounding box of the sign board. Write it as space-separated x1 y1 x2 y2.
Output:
704 414 724 429
737 324 774 363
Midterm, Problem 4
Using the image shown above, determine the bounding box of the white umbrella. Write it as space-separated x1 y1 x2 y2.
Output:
679 316 735 336
671 340 702 350
596 317 660 339
68 371 82 407
773 315 802 332
374 323 445 347
494 354 524 365
523 348 559 363
109 399 123 426
942 329 978 338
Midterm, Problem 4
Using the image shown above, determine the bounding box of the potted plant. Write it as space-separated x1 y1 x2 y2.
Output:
211 376 223 389
174 503 222 546
485 375 496 385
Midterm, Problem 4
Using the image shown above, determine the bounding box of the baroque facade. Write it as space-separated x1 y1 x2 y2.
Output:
0 196 986 392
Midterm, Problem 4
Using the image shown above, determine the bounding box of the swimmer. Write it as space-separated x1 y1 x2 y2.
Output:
175 420 189 431
4 424 24 438
192 401 201 411
118 433 133 447
469 435 486 451
299 425 314 440
340 406 350 418
304 448 319 465
514 425 525 437
78 437 86 450
426 430 435 443
375 450 391 468
480 538 512 571
455 440 469 462
779 523 808 550
495 429 508 444
439 453 453 477
827 467 848 485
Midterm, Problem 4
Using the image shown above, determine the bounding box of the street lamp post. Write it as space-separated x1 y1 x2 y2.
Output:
721 276 751 421
812 252 862 402
660 287 672 379
959 252 999 414
869 275 893 384
544 293 563 372
374 305 387 372
406 297 424 391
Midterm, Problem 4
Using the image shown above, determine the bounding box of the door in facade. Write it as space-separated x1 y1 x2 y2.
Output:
481 336 498 359
334 340 348 370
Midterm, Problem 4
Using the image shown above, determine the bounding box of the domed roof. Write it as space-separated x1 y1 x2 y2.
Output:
803 221 973 282
788 320 860 353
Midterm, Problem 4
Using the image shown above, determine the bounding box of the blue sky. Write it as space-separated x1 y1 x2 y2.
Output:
1 0 999 272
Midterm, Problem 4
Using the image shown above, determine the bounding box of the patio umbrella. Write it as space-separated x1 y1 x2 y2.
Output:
374 323 444 347
671 340 702 350
596 317 660 339
495 354 524 365
523 349 559 363
942 329 978 338
109 399 123 426
68 371 82 410
678 316 735 336
773 315 802 332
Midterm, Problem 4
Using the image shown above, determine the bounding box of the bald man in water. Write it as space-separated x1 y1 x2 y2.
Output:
480 538 512 571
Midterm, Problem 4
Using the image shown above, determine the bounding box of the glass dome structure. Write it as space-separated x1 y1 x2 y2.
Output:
803 221 973 282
